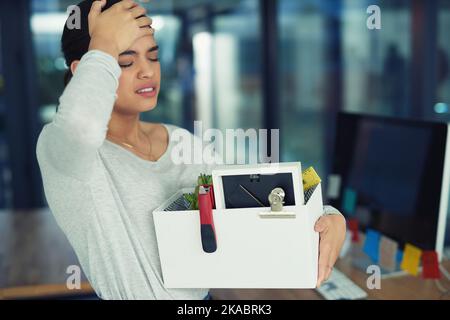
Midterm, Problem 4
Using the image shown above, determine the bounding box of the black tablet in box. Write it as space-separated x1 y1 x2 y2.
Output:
212 163 304 210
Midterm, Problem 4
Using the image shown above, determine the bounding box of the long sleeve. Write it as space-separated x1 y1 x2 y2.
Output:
323 205 343 216
36 50 121 182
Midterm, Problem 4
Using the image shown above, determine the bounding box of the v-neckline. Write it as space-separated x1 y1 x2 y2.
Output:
104 123 171 166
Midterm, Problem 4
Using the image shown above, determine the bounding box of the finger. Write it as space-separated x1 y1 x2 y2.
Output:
138 26 154 38
88 0 106 20
120 0 137 10
317 242 332 287
130 5 147 18
88 0 106 35
323 242 341 285
317 267 325 288
317 263 332 287
327 246 340 273
314 217 327 233
136 16 152 28
324 267 333 283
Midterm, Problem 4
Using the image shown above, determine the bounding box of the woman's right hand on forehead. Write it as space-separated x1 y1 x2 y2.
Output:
88 0 153 59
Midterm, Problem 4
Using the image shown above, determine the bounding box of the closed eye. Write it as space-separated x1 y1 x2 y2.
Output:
119 58 158 68
119 62 133 68
148 50 159 62
119 45 160 68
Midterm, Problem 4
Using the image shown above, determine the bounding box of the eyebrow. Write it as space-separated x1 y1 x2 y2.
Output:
119 46 159 56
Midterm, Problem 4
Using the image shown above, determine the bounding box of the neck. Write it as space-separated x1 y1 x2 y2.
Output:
107 111 146 145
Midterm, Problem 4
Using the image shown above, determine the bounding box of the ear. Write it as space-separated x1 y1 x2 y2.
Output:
70 60 80 75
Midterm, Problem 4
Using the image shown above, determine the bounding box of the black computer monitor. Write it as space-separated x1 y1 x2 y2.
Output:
329 112 450 260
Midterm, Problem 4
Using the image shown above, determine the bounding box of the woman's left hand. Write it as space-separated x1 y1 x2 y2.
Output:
314 214 347 287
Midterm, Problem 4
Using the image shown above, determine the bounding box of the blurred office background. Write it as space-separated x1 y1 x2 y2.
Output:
0 0 449 298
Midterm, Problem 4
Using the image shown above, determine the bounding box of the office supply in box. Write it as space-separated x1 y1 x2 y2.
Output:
152 162 324 289
198 186 217 253
302 167 321 191
302 167 321 203
219 172 297 209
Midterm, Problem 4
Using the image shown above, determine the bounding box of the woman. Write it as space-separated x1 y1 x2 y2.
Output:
36 0 346 300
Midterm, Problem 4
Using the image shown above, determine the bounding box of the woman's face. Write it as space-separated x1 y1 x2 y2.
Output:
114 35 161 114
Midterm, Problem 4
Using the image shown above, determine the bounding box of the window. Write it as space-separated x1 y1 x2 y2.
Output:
31 0 69 125
211 2 263 131
278 0 329 174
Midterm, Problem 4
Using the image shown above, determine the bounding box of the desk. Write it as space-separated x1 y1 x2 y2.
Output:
210 258 450 300
2 259 449 299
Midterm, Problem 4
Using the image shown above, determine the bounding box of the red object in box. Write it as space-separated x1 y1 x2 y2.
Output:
198 186 217 253
202 184 215 209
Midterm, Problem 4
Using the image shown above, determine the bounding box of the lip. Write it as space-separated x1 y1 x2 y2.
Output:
135 83 158 98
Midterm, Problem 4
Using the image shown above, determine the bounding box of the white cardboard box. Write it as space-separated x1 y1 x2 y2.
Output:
152 163 323 289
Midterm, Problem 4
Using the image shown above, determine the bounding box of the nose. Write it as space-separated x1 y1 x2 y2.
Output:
137 59 155 79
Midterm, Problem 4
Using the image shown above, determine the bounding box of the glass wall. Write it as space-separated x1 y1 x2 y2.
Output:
437 0 450 122
0 23 13 208
278 0 330 175
342 0 412 118
211 1 262 131
31 0 67 124
438 0 450 246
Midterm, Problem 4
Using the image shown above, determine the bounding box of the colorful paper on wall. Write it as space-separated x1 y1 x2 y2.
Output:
326 175 341 199
421 251 441 279
400 244 422 276
379 236 398 272
342 188 357 216
396 250 403 268
348 219 359 242
363 229 381 263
